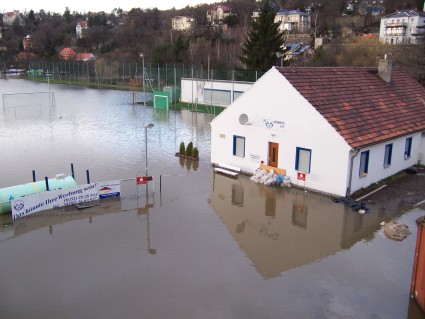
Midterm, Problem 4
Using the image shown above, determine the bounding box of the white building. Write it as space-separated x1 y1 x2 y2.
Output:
2 10 24 27
379 10 425 44
210 60 425 197
181 78 253 107
207 4 232 25
76 20 88 39
172 16 195 31
275 9 310 34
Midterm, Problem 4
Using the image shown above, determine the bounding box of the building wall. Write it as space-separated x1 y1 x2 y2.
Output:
350 132 423 193
211 68 352 197
181 78 253 107
379 14 425 44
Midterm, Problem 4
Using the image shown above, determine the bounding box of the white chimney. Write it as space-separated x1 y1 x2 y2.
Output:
378 54 392 84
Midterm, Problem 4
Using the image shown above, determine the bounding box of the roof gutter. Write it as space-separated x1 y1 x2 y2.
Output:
346 148 360 198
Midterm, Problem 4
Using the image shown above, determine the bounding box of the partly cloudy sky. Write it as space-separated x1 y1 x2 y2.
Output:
2 0 217 14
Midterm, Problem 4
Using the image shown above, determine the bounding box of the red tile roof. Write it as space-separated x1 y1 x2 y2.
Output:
277 67 425 149
59 47 76 56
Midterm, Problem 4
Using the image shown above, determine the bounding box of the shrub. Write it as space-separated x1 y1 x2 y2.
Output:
179 141 185 155
192 147 199 158
186 142 193 156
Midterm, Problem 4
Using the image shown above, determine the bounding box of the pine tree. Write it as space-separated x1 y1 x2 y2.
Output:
239 0 286 71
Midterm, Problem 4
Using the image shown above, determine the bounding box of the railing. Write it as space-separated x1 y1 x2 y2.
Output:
384 21 407 27
384 31 407 36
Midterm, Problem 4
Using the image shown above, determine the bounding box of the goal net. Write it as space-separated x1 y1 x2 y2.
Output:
2 92 56 118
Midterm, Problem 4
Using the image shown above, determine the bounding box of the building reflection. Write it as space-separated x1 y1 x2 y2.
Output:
210 173 404 279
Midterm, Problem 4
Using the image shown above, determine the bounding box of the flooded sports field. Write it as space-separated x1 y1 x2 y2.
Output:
0 79 424 318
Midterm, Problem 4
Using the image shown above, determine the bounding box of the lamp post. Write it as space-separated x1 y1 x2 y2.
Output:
276 52 284 67
144 123 154 183
139 53 145 106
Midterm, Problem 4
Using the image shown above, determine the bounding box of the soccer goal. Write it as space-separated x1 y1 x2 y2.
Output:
2 92 56 118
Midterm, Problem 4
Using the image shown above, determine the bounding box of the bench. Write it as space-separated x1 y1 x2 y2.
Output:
214 163 241 178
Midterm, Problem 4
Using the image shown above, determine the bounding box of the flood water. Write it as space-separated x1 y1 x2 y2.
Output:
0 79 424 318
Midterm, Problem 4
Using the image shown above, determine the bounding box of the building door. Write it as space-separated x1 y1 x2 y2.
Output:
268 142 279 168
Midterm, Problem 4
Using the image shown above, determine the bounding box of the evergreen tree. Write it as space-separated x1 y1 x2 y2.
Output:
239 0 286 71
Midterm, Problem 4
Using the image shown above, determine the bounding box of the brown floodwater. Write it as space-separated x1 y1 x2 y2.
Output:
0 79 424 318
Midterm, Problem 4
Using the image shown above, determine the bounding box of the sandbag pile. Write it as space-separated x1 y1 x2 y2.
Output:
250 168 291 187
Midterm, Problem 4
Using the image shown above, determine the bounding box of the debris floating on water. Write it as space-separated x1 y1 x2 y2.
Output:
383 221 411 241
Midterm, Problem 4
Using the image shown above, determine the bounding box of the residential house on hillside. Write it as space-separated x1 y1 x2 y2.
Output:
284 43 314 64
207 4 232 26
59 47 76 60
23 35 32 50
172 16 195 31
275 9 310 34
357 0 385 16
2 10 24 28
76 20 88 39
211 59 425 197
58 47 95 61
379 10 425 44
75 53 95 62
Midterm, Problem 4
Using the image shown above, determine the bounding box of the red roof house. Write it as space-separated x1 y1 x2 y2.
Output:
211 58 425 197
59 47 76 60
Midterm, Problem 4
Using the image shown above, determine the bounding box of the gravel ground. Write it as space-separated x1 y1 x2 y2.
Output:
355 166 425 212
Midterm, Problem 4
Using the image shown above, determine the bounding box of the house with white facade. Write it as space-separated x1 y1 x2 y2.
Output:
76 20 88 39
210 59 425 197
275 9 310 34
379 10 425 44
2 10 24 28
172 16 195 31
207 4 232 26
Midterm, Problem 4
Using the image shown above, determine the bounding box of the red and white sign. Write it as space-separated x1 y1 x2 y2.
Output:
136 176 153 185
136 176 146 185
297 172 306 181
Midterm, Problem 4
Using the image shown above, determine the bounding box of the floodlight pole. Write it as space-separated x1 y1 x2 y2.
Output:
140 53 145 106
144 123 154 183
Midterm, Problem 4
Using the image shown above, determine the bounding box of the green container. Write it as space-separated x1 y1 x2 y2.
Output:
0 175 78 214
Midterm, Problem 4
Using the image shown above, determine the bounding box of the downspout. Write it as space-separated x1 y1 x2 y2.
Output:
346 148 359 198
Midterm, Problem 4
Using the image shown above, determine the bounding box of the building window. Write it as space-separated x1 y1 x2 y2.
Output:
384 144 392 167
233 135 245 157
295 147 312 173
404 137 412 159
359 150 369 177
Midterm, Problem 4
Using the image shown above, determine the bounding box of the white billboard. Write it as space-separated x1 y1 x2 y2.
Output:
11 183 99 220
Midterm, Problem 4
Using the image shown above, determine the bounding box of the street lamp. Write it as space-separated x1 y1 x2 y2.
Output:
276 52 284 67
139 53 145 106
144 123 154 182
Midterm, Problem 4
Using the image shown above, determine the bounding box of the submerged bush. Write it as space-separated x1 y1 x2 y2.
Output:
192 147 199 158
179 141 185 154
186 142 193 156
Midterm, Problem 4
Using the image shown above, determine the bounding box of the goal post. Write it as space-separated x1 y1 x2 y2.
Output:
2 92 56 109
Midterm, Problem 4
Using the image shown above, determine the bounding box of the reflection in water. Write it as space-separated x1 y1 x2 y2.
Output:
292 191 308 229
211 173 407 279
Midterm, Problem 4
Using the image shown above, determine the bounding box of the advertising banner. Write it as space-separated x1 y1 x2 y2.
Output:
98 180 121 199
11 183 99 220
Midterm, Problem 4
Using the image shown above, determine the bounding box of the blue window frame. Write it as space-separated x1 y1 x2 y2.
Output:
404 137 412 159
233 135 245 157
295 147 312 173
384 144 392 167
359 150 369 177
